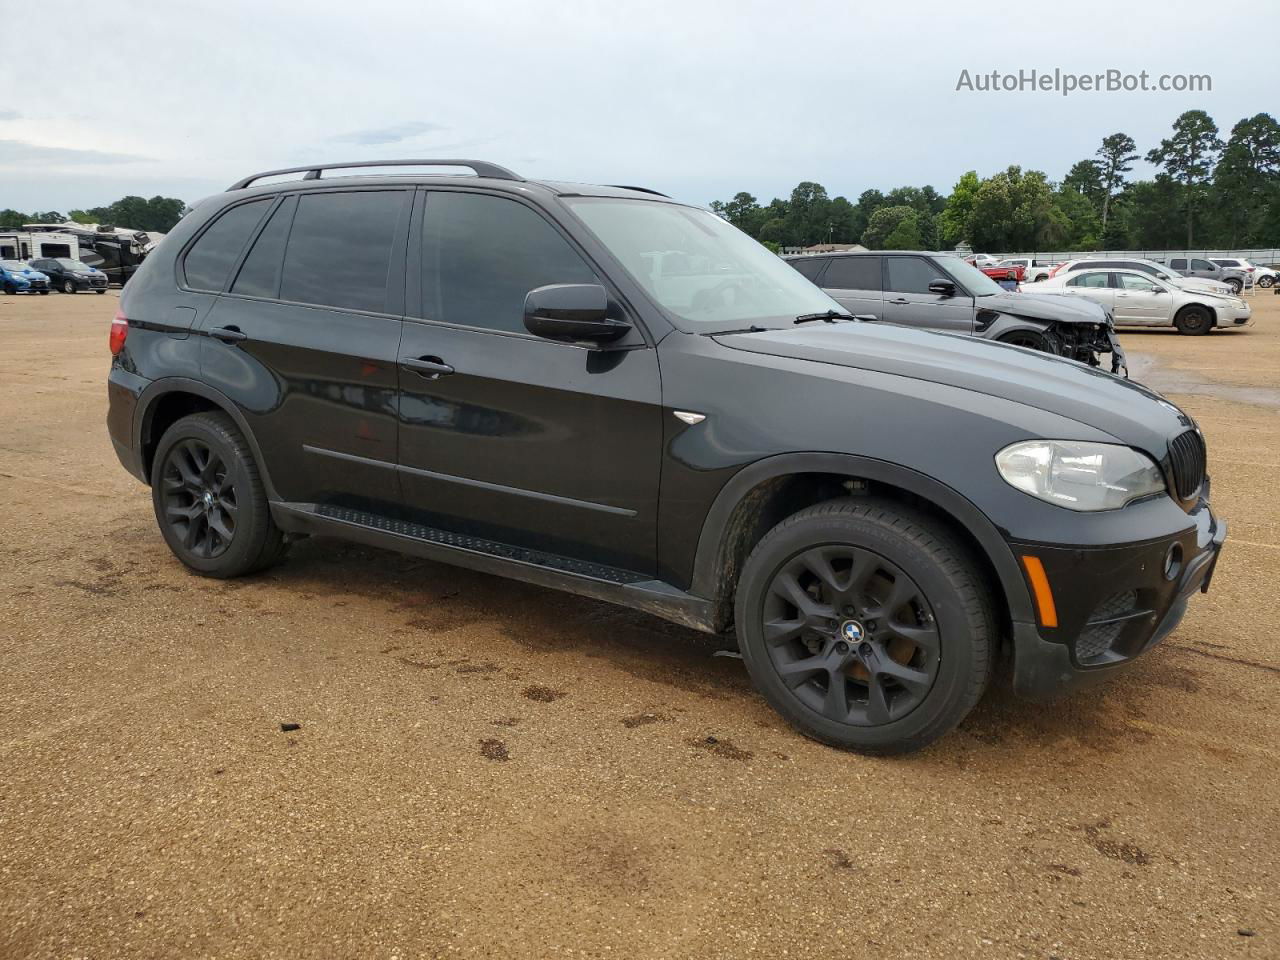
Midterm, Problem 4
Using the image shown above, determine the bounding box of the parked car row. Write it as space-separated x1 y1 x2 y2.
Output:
966 251 1277 293
0 258 109 294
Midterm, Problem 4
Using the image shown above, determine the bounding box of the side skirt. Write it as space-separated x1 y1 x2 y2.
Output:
269 502 719 634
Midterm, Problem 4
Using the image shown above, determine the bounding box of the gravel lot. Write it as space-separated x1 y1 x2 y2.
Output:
1 290 1276 959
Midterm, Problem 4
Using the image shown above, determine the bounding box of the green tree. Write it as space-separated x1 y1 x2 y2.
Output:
0 209 29 229
1062 159 1103 208
784 181 833 245
1095 133 1139 237
1145 110 1224 246
883 211 924 249
937 171 980 249
1211 113 1280 245
861 205 916 249
968 166 1056 252
710 191 764 237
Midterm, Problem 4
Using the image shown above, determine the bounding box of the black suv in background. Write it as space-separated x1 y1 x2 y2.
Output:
786 251 1125 374
29 257 111 294
107 160 1224 753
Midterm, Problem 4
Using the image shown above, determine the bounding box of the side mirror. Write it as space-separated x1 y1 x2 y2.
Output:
927 279 956 296
523 284 631 344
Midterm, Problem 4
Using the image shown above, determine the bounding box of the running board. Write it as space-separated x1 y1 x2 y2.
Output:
269 502 718 634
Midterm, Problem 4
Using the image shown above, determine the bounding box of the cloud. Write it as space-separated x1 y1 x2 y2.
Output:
0 110 19 121
0 139 149 166
328 121 447 145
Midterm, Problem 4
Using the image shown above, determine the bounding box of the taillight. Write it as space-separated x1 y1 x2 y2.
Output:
109 307 129 356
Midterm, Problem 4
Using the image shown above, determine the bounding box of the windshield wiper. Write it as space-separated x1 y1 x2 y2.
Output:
713 324 772 335
794 310 855 324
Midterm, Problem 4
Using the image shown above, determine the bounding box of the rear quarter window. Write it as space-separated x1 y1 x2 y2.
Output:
183 199 272 292
788 257 827 283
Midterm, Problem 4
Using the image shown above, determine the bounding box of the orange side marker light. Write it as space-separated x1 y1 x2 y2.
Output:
1021 555 1059 628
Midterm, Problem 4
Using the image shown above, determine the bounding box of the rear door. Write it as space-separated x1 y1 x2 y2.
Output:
1113 272 1169 324
395 189 662 575
881 255 974 333
821 256 883 318
198 188 410 512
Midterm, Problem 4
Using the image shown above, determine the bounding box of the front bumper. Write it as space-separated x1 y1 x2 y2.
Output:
1010 500 1225 700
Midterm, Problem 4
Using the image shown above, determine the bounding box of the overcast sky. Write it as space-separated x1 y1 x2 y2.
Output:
3 0 1274 213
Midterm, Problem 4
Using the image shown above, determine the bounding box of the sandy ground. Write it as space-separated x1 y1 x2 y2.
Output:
0 288 1276 960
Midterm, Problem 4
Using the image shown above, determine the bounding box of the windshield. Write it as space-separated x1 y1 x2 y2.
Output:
934 255 1003 296
1 261 30 271
564 198 842 329
57 259 91 270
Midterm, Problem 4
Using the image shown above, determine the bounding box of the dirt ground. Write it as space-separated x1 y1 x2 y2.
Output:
1 289 1276 960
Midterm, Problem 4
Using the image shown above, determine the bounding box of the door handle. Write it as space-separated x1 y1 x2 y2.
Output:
888 298 909 305
401 356 454 378
209 325 247 343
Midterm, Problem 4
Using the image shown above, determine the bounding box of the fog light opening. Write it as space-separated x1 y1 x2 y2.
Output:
1164 543 1183 582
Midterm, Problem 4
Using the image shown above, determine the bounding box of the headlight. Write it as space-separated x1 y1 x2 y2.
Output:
995 440 1166 511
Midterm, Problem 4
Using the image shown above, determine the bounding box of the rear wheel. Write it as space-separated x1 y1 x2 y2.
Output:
151 412 289 578
94 289 106 294
2 283 14 295
734 498 994 754
1174 305 1212 335
1258 275 1274 289
1226 278 1243 294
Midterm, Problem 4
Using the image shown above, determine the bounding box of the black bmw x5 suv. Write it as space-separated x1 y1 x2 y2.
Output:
107 159 1225 753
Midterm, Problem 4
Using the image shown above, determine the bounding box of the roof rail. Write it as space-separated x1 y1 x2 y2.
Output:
227 159 522 191
606 184 671 198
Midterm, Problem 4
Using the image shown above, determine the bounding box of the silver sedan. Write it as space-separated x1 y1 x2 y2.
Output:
1034 267 1252 336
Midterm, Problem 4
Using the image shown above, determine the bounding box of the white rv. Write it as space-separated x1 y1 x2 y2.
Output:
0 230 80 261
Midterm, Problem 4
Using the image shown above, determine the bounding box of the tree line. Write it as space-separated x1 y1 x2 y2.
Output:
0 196 189 234
710 110 1280 253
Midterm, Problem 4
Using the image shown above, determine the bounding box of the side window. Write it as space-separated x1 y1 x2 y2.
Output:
1067 272 1110 289
1170 258 1187 270
789 257 827 282
1190 258 1214 271
232 199 295 298
885 256 942 295
1118 274 1157 291
280 191 404 313
824 256 882 291
183 199 272 292
421 192 597 333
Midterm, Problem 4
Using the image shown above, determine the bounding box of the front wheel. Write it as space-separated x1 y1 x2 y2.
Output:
1174 305 1212 335
94 289 106 294
38 289 49 295
62 279 76 294
735 498 994 754
151 412 289 578
1226 278 1243 294
997 328 1058 355
1258 275 1274 289
2 283 14 295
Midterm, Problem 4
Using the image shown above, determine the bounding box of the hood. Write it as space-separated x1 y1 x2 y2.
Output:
982 290 1109 324
713 322 1190 455
1171 277 1230 294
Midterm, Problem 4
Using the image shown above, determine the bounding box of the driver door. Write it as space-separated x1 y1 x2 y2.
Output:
881 255 974 333
1113 273 1169 324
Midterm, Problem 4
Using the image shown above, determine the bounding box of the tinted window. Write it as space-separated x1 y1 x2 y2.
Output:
1190 258 1214 271
422 192 597 333
1170 258 1187 270
824 256 882 291
281 191 404 313
183 199 271 291
1211 259 1236 267
232 199 294 298
885 256 943 294
789 257 827 282
1118 273 1158 291
1067 272 1110 288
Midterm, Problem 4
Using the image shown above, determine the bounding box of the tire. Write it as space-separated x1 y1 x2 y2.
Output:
150 411 289 578
62 279 76 294
38 289 49 295
1258 275 1274 289
1226 278 1243 294
734 497 994 754
2 283 14 295
1174 305 1212 336
95 289 106 294
997 328 1058 355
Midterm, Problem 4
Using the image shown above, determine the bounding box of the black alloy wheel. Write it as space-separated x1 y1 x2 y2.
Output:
160 438 238 559
760 545 939 726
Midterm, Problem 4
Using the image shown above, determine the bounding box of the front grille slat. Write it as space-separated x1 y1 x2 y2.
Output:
1169 430 1206 501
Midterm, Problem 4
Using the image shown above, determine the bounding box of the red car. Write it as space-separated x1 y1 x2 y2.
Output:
965 256 1025 283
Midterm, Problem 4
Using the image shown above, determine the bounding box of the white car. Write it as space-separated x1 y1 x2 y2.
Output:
996 257 1058 282
1035 267 1252 335
1049 257 1234 296
1212 257 1277 289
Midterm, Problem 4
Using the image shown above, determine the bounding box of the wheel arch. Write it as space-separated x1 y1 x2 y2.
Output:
1175 301 1217 328
134 378 279 499
689 453 1033 634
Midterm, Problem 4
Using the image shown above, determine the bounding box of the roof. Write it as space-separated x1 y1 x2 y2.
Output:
783 250 960 260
